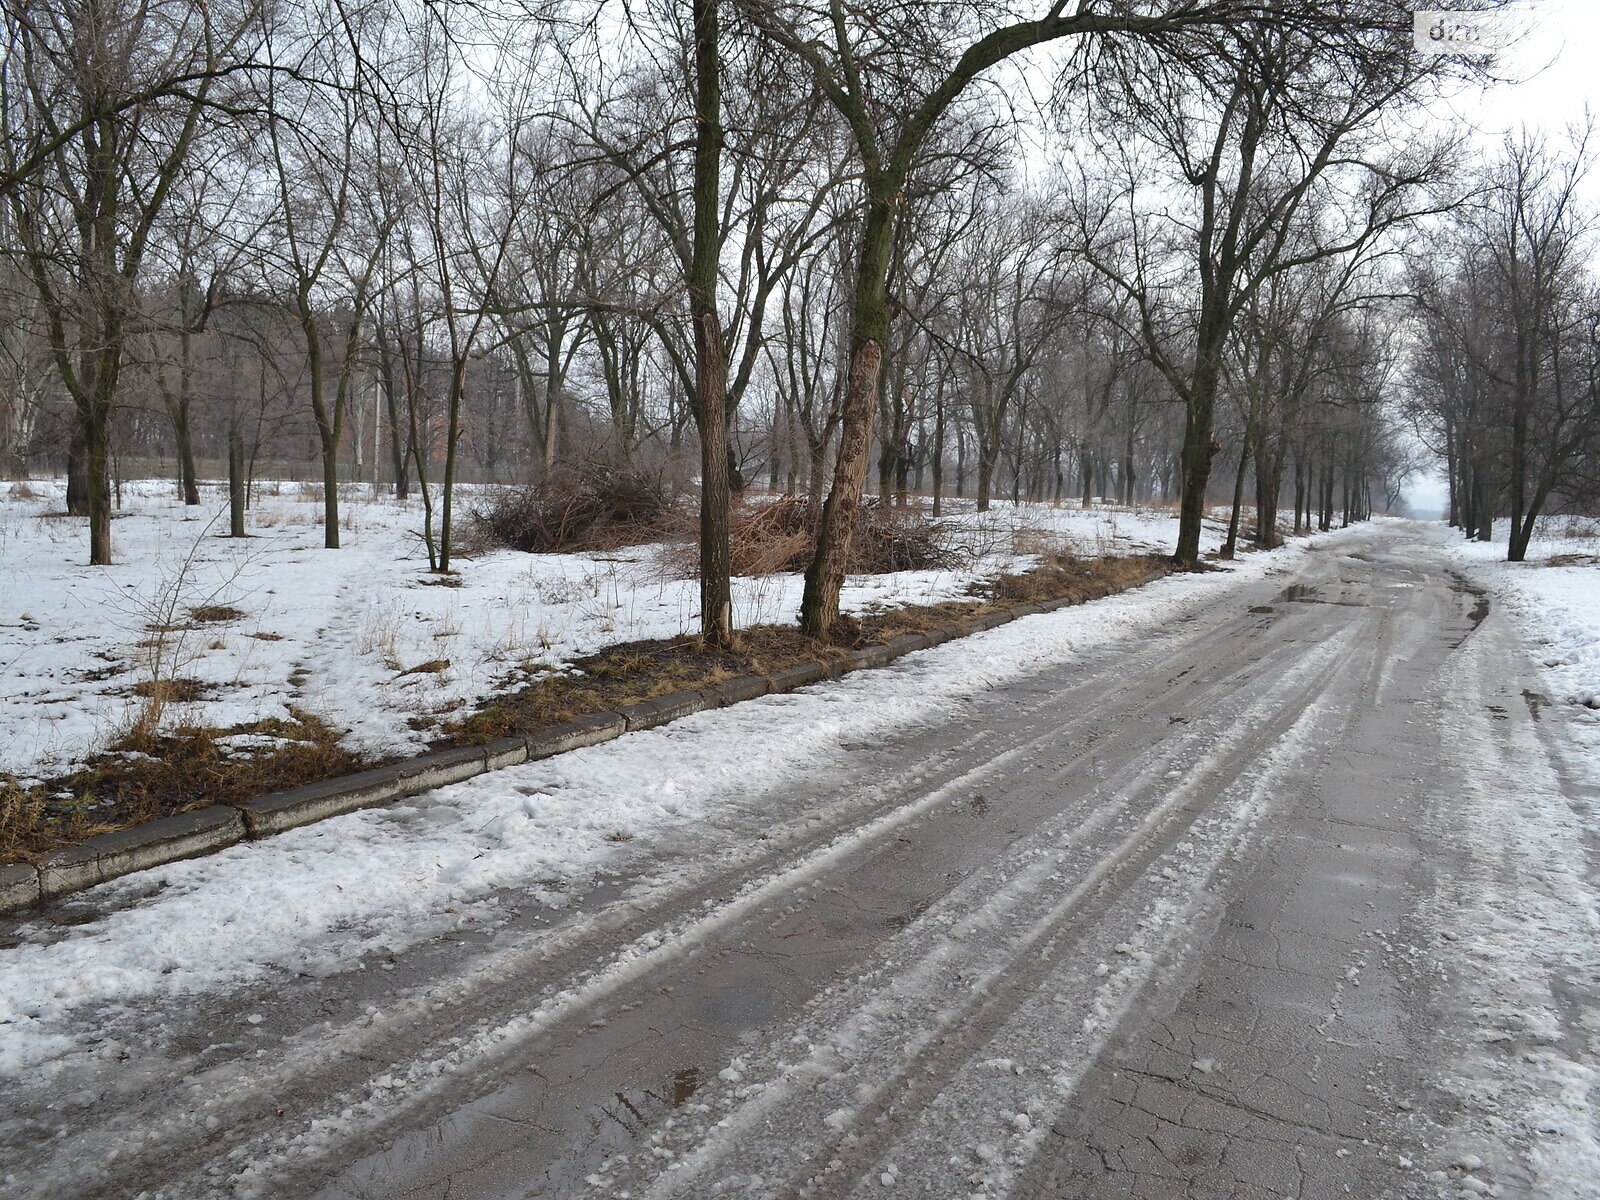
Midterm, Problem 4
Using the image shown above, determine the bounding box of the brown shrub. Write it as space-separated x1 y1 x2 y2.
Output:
683 496 955 577
468 464 673 554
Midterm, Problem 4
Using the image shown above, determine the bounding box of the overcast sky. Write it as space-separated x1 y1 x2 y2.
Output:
1444 0 1600 141
1402 0 1599 517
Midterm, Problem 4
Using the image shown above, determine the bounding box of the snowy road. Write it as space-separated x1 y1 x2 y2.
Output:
4 522 1597 1199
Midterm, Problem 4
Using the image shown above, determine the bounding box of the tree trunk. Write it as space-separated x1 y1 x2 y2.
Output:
807 431 827 507
174 399 200 506
306 334 341 549
66 427 89 516
228 431 247 538
1172 349 1221 567
691 0 734 647
84 395 112 565
438 369 464 573
1221 428 1251 560
1254 445 1283 550
976 447 996 512
378 337 409 499
1120 429 1135 506
1292 456 1306 536
798 181 895 642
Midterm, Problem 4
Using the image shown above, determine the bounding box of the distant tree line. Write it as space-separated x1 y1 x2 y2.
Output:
1406 129 1600 561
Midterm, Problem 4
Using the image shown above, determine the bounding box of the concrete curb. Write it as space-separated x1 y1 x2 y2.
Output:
2 565 1170 915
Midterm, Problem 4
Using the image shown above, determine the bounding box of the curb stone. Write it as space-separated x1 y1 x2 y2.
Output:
1 861 41 911
701 675 771 708
765 660 829 692
616 690 709 733
235 746 488 837
1 564 1172 915
525 712 626 759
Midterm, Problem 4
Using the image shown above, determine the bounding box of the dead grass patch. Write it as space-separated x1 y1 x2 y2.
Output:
190 604 245 624
398 658 450 676
1 712 363 866
445 628 843 743
129 677 211 703
669 496 955 578
977 552 1166 605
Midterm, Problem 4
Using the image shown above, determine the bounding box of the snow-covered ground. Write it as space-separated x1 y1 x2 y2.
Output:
1442 516 1600 727
0 478 1216 780
1428 518 1600 1196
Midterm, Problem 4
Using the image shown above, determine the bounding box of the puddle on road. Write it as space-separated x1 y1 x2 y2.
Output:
1274 585 1369 608
671 1066 703 1107
887 898 932 930
1445 575 1491 646
1523 689 1551 721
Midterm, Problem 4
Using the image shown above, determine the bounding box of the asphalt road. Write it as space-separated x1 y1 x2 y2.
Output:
7 522 1596 1199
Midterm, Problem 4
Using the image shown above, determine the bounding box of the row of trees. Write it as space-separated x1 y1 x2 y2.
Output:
1 0 1497 639
1407 130 1600 561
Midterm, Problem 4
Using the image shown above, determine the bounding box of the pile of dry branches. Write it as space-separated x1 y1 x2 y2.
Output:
468 465 673 554
671 496 954 577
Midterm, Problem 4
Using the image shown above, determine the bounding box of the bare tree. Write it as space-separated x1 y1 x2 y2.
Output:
1409 128 1600 560
2 0 260 563
1072 15 1462 565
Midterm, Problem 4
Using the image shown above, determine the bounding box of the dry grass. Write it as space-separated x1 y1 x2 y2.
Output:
1 712 362 866
445 628 853 744
978 551 1166 605
398 658 451 676
669 496 955 578
190 604 246 624
129 677 210 703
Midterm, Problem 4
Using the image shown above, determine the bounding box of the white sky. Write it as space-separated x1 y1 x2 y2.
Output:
1437 0 1600 143
1402 0 1600 517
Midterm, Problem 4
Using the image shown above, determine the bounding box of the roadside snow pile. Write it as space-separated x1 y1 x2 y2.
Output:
1444 518 1600 713
0 479 1213 779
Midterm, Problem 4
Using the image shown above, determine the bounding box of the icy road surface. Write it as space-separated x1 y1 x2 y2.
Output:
2 521 1597 1199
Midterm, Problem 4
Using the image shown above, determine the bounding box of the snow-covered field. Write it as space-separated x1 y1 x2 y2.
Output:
0 478 1216 780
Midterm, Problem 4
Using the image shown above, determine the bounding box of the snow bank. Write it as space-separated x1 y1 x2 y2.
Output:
1443 517 1600 715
